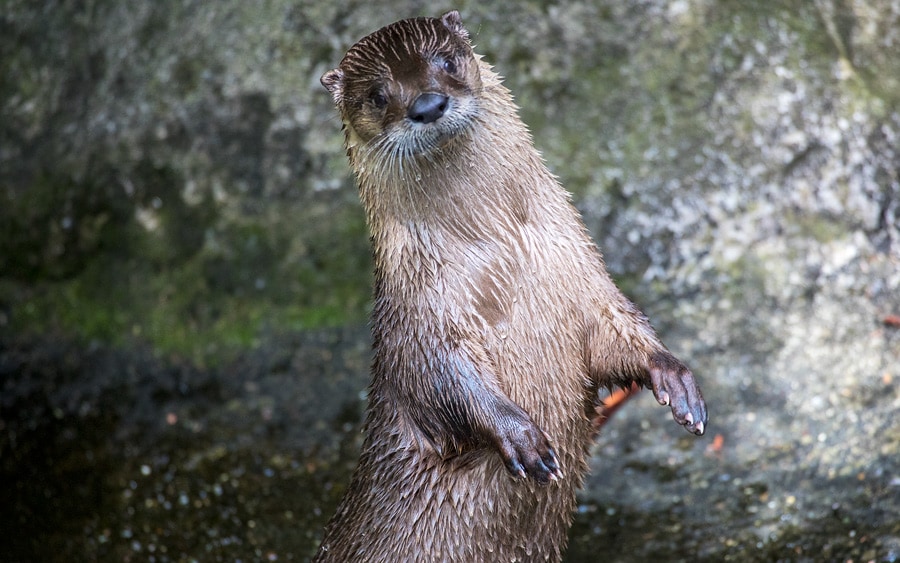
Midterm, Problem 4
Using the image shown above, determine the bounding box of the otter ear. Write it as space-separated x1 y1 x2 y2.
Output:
440 10 468 40
320 68 344 105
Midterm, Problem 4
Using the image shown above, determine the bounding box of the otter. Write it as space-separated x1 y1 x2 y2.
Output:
315 11 707 562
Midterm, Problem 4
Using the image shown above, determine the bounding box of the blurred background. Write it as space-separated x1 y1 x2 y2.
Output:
1 1 898 561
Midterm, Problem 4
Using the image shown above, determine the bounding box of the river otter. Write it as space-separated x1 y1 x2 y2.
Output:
315 10 707 562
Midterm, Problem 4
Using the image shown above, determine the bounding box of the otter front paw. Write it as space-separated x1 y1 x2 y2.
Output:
493 416 562 484
647 351 707 436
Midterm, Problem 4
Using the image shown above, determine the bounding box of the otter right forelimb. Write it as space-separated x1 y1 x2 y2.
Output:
387 334 563 484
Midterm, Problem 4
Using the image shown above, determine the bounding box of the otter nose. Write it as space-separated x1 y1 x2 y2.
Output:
408 93 449 124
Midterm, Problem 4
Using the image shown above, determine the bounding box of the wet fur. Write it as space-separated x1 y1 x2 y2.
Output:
315 11 707 562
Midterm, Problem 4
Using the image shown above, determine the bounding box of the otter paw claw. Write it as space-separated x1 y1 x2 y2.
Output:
647 351 708 436
494 418 562 484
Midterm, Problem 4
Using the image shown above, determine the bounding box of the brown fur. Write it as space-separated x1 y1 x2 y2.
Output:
315 11 706 562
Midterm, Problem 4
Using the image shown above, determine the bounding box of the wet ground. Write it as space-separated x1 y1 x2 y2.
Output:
0 329 369 562
2 321 899 562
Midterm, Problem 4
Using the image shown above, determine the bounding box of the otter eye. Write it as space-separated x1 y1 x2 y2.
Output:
369 90 388 109
442 58 457 74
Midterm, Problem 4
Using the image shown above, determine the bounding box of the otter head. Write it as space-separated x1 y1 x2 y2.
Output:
321 11 482 158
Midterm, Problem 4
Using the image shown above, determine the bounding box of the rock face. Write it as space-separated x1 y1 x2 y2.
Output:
1 1 898 561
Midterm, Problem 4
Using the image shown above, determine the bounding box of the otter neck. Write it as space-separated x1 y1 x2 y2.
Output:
350 85 552 269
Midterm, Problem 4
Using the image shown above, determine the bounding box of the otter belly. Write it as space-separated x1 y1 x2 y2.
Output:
315 418 577 563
